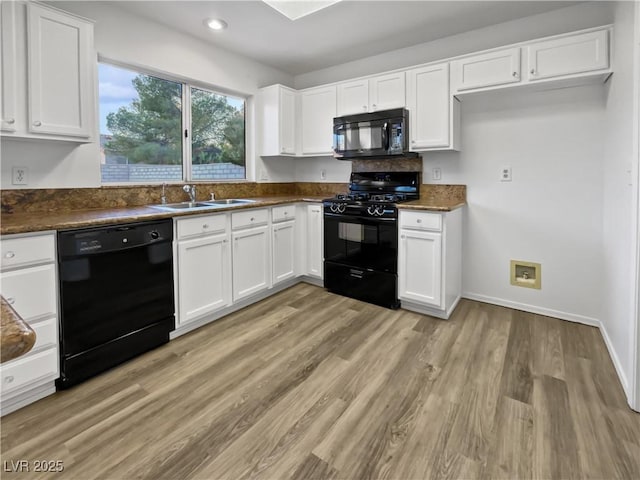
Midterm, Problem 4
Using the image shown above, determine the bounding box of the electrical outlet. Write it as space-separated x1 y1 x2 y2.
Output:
260 168 269 181
320 169 326 180
12 166 28 185
500 166 512 182
432 167 442 181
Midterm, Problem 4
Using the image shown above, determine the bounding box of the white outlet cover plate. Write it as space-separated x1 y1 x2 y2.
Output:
12 166 29 185
500 166 512 182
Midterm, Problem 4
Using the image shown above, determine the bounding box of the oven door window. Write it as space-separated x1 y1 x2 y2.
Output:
324 216 397 273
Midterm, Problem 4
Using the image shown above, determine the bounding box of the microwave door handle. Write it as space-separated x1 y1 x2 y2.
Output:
382 122 389 151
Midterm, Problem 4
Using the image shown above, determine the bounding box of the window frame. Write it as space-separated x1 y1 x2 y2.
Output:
97 57 248 185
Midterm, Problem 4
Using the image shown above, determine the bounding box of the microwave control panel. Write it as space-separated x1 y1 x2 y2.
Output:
389 123 403 154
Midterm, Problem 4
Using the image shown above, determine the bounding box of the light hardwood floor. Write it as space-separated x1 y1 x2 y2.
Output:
1 283 639 479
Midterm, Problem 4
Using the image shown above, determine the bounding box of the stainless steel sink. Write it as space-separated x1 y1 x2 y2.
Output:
150 199 256 211
206 199 256 205
150 202 220 211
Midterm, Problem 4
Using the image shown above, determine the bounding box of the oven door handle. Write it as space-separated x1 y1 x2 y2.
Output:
323 213 397 223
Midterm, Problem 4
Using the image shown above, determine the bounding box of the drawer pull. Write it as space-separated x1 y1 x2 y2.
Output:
4 251 15 259
250 217 255 222
203 224 209 229
416 219 422 223
6 297 15 305
401 235 406 239
284 212 288 216
4 375 14 384
33 121 42 127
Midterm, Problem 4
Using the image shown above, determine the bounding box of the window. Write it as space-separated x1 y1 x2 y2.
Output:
98 62 246 183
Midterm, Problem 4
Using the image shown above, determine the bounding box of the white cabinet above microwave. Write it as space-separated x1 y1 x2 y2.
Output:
336 72 405 116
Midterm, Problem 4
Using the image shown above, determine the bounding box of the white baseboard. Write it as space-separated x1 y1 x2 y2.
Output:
462 291 630 400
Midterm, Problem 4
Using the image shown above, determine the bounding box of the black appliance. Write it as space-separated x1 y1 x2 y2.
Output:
57 219 175 389
323 171 419 308
332 108 416 160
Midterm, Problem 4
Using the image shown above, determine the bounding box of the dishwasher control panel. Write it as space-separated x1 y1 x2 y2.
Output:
58 220 173 257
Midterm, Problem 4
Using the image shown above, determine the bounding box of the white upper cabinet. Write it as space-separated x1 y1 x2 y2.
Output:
406 63 459 151
27 3 94 138
1 2 95 141
300 85 336 156
336 72 405 116
258 84 297 156
369 72 405 112
336 79 369 116
450 47 521 93
0 2 17 133
526 30 609 81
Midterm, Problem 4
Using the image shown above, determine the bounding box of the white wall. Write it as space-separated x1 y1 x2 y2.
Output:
295 2 614 89
1 1 294 189
427 85 606 324
601 0 639 403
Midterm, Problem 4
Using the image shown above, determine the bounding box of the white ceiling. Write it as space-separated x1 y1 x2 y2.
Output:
114 1 581 76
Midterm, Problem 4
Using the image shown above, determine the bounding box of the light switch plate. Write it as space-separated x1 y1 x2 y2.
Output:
432 167 442 181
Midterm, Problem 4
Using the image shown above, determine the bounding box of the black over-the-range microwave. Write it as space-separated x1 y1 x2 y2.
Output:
332 108 416 160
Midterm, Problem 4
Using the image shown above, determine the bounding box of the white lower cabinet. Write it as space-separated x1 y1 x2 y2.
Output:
177 233 231 326
306 204 323 279
272 205 296 285
232 209 271 301
0 231 59 416
398 209 462 319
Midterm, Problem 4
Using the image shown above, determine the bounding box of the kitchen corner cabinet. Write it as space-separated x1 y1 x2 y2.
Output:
398 209 462 319
232 209 271 301
306 204 324 279
300 86 336 156
175 214 231 327
0 232 59 416
271 206 296 284
336 72 405 116
1 2 95 141
406 63 460 151
258 84 297 156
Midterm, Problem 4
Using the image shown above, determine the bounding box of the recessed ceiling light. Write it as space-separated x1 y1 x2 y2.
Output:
262 0 342 21
205 18 228 31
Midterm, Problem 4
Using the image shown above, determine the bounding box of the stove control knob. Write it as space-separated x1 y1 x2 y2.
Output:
338 203 346 213
367 206 375 216
150 230 160 240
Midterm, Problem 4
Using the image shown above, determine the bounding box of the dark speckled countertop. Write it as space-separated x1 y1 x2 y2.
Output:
1 188 466 236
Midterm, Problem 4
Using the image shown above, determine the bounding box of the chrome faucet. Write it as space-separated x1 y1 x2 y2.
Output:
183 184 196 203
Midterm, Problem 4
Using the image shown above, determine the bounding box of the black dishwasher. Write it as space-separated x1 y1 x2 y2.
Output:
57 219 175 389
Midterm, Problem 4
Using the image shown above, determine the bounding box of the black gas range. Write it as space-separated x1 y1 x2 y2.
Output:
323 171 419 308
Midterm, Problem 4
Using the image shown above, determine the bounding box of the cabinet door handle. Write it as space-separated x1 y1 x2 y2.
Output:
6 118 15 124
512 71 518 77
6 297 15 305
372 104 377 110
401 235 406 239
222 239 227 243
530 69 536 75
4 375 14 384
362 105 367 110
4 251 15 259
33 121 42 127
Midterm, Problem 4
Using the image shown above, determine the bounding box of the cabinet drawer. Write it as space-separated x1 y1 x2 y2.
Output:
1 347 58 395
177 214 226 239
272 205 296 223
399 211 442 232
31 317 57 351
232 209 269 230
1 234 55 270
1 264 57 320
